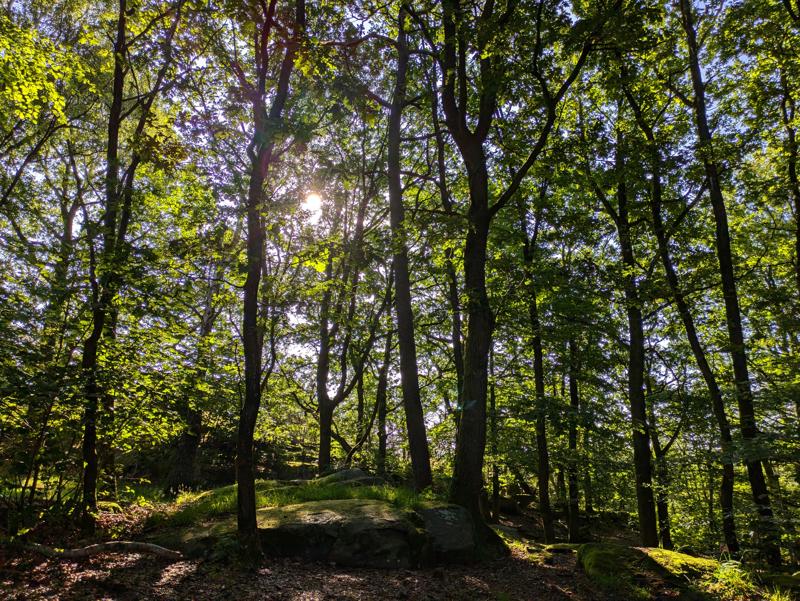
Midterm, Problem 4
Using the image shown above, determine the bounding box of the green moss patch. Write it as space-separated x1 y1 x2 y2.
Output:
642 548 718 579
577 543 715 600
146 478 431 531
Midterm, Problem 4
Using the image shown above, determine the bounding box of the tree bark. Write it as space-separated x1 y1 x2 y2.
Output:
376 330 392 477
678 0 779 567
615 130 659 547
489 346 500 521
450 147 493 527
567 339 581 543
80 0 127 531
387 7 432 490
623 82 740 554
237 0 305 557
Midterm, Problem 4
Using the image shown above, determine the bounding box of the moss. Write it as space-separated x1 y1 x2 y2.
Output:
643 548 718 579
146 479 434 531
577 543 650 598
255 498 411 528
546 543 580 553
577 543 719 600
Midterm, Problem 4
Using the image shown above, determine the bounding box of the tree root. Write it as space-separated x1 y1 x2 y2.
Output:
4 539 183 561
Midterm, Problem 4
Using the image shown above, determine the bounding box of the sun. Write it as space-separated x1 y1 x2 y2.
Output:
301 192 323 224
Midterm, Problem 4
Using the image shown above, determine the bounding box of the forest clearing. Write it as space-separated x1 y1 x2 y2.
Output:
1 0 799 598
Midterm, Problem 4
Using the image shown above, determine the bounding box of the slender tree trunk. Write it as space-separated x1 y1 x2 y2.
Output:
376 330 392 477
429 65 464 425
317 401 334 474
679 0 779 567
489 347 500 521
647 398 673 550
780 69 800 299
583 435 595 515
80 0 127 531
615 130 659 547
567 339 581 543
237 0 305 557
517 197 555 542
623 84 740 554
387 7 432 490
238 150 266 554
531 290 555 541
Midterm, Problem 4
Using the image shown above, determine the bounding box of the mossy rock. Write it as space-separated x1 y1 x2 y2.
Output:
642 548 717 579
577 543 714 600
144 483 486 568
257 498 424 568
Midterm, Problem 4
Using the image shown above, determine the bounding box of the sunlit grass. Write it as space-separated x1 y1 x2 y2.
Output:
148 479 435 529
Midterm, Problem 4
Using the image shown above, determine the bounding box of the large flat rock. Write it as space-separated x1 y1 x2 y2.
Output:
257 499 424 568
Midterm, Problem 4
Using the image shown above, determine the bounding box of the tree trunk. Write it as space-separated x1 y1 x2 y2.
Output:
449 144 493 529
678 0 779 567
387 7 432 490
430 70 465 423
318 401 334 475
517 196 555 542
647 400 673 550
780 69 800 297
623 83 740 554
489 346 500 522
237 152 266 555
567 339 581 543
237 0 305 557
80 0 127 531
615 130 658 547
376 330 392 477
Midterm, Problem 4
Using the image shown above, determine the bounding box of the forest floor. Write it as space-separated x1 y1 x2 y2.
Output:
0 507 621 601
1 490 793 600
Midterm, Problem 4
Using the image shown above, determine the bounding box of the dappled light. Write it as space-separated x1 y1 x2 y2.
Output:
1 0 799 598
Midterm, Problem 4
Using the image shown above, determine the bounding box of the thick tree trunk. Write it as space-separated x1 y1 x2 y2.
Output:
679 0 779 567
450 146 492 529
567 339 581 543
387 8 432 490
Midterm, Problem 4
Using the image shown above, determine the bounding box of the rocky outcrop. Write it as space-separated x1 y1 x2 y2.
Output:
256 499 480 567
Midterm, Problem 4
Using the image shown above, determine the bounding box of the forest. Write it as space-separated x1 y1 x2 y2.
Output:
1 0 799 599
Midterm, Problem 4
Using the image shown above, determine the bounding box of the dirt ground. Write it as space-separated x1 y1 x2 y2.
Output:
0 543 612 601
0 509 623 601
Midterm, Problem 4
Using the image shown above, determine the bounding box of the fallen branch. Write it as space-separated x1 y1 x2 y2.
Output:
3 539 183 561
